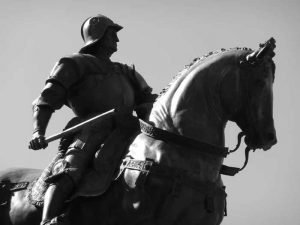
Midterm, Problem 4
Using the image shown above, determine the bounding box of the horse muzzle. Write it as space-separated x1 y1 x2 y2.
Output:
245 129 277 151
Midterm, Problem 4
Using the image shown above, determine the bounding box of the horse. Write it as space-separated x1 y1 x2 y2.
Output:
0 38 277 225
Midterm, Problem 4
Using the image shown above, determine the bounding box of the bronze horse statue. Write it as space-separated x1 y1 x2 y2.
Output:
0 38 277 225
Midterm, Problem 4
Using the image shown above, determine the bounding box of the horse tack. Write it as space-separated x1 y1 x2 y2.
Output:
139 119 229 157
0 182 29 206
1 182 29 191
139 119 253 176
121 158 220 193
121 158 228 216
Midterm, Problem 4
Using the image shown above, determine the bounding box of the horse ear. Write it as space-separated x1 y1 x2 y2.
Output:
244 38 276 64
255 37 276 59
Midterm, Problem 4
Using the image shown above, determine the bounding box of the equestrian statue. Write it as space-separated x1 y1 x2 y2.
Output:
0 14 277 225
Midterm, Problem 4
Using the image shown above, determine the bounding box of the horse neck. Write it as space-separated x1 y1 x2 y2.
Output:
150 57 235 147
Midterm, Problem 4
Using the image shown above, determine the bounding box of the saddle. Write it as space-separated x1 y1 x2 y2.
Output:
28 123 138 207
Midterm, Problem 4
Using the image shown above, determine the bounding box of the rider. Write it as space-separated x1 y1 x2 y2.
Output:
29 14 157 225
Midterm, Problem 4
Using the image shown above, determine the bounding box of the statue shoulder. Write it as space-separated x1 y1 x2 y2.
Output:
51 53 98 76
58 53 95 69
61 53 95 61
114 62 154 96
47 53 93 90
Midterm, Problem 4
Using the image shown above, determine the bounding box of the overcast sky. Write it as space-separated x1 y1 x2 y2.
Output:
0 0 299 224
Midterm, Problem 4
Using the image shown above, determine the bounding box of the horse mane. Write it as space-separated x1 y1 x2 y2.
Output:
156 47 253 100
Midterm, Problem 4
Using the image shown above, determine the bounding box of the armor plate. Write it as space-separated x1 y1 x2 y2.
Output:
44 53 150 117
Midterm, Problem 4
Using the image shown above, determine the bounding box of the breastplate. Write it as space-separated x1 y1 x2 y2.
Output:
67 68 135 118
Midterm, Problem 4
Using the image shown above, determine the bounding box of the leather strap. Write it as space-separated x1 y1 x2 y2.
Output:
122 158 218 191
138 119 252 176
0 182 29 192
139 119 229 157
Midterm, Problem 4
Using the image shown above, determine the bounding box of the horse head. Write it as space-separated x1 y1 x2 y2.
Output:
224 38 277 151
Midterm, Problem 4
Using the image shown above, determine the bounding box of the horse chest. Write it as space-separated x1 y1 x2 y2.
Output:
128 133 223 183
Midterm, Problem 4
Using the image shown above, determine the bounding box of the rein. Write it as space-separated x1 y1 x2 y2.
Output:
139 120 253 176
139 119 228 157
221 132 254 176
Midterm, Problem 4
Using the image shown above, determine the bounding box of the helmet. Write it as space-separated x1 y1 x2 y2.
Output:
79 14 123 53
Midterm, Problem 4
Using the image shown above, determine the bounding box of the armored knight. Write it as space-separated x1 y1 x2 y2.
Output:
29 14 157 225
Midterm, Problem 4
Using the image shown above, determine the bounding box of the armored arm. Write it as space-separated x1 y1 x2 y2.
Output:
29 82 66 150
32 104 53 136
130 67 158 120
30 105 53 150
29 57 80 150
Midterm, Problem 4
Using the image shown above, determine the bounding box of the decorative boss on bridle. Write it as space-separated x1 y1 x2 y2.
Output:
139 38 276 176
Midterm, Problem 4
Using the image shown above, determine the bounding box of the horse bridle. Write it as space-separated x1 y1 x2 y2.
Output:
140 119 250 176
227 38 276 173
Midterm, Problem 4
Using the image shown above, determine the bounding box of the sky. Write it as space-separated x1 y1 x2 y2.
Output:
0 0 299 224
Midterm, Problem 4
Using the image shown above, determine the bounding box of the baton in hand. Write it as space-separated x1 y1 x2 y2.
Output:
45 109 116 144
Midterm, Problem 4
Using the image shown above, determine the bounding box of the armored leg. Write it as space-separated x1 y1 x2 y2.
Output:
41 118 114 225
41 174 74 225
